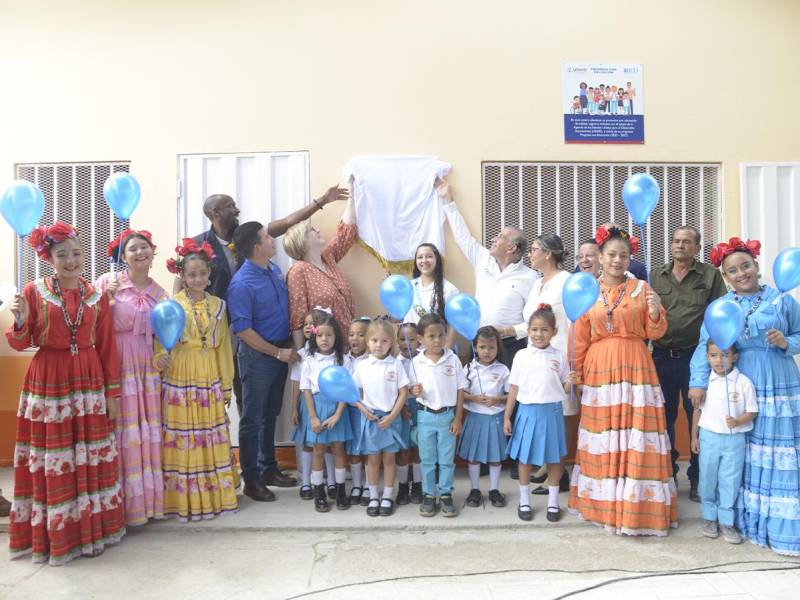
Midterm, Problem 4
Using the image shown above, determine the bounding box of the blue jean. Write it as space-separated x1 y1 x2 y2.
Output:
653 347 698 481
417 408 457 496
238 343 288 484
698 428 746 526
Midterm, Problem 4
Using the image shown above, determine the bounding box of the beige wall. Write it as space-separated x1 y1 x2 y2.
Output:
2 0 800 356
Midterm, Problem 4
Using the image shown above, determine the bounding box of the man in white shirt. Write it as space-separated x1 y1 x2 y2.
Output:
437 180 537 369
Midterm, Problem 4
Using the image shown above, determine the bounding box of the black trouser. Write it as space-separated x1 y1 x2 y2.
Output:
653 346 698 482
500 337 527 370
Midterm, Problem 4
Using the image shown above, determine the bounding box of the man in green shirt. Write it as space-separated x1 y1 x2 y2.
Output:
651 226 727 502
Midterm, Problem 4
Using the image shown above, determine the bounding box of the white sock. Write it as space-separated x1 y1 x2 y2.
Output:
351 464 363 488
412 463 422 482
324 452 335 484
301 451 313 486
468 463 480 490
311 470 324 486
489 464 501 491
381 486 394 507
334 468 347 485
548 485 560 509
397 466 408 484
369 485 379 500
519 485 530 508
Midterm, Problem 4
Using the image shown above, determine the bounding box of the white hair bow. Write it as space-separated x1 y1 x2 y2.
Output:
313 305 333 315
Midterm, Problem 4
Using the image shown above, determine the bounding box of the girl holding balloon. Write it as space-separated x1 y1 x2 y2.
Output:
155 239 239 521
689 238 800 556
568 225 677 537
6 222 126 564
96 229 168 526
301 313 354 512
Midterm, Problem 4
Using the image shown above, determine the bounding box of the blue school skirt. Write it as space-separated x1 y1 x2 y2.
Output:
458 410 507 464
357 409 406 455
506 402 566 466
291 395 308 446
400 396 419 448
305 392 353 445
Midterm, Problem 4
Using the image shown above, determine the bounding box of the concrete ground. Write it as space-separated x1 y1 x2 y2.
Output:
1 466 799 600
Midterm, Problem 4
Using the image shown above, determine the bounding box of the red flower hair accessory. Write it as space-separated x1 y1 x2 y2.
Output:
167 238 216 274
594 226 611 246
537 303 553 311
629 236 641 255
595 225 639 253
29 221 79 261
709 237 761 268
107 229 157 258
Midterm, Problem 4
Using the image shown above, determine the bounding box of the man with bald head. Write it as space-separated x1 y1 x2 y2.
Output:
438 180 537 368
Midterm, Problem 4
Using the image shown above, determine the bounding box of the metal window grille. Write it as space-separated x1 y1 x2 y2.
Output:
482 162 722 269
14 161 131 285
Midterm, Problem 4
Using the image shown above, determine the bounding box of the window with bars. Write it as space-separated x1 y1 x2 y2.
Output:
482 162 721 270
14 162 130 286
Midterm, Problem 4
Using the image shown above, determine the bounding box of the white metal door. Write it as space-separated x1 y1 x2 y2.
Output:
740 162 800 303
178 151 310 446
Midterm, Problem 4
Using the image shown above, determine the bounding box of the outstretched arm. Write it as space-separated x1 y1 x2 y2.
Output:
267 185 350 238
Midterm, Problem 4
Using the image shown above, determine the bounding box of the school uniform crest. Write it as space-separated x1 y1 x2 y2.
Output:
385 369 397 382
443 364 456 376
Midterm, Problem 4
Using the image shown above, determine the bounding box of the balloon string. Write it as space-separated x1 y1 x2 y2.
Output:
724 351 732 433
403 329 418 383
115 221 124 273
765 293 784 356
471 343 485 395
17 234 24 292
639 223 649 283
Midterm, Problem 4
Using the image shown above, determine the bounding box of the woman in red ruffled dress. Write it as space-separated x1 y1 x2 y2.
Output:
6 221 125 565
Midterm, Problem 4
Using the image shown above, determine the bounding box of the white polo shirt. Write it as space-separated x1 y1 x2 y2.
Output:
411 348 468 410
699 368 758 434
290 343 310 383
509 345 569 405
443 202 538 328
403 277 460 324
300 352 353 394
346 351 369 373
463 360 509 415
354 355 410 413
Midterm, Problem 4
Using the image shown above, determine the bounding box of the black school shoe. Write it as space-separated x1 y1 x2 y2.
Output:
518 504 533 521
366 498 380 517
299 484 313 500
349 486 363 505
410 482 423 504
547 507 562 522
440 494 457 517
360 491 370 506
379 498 395 516
314 484 330 513
327 484 337 500
336 483 350 510
396 483 411 505
465 489 483 507
488 489 506 507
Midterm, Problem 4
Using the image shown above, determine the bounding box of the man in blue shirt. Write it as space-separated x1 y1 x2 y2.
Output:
228 221 301 502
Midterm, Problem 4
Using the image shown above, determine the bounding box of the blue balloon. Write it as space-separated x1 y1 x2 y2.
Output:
380 275 413 320
319 365 360 405
445 293 481 340
703 298 745 351
622 173 660 225
150 299 186 351
103 173 141 220
562 272 600 322
1 181 45 236
773 247 800 293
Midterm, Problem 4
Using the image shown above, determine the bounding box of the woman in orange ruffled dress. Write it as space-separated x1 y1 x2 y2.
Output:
568 225 678 536
6 221 125 564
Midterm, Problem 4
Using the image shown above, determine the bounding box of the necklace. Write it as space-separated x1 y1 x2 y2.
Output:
599 279 626 333
189 293 212 351
733 285 765 339
52 277 85 356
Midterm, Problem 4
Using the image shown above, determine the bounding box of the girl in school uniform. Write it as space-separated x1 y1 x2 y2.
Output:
396 322 423 505
345 317 371 505
504 304 575 523
301 313 353 512
458 326 509 509
353 319 410 516
409 313 467 518
404 243 460 347
290 307 333 500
